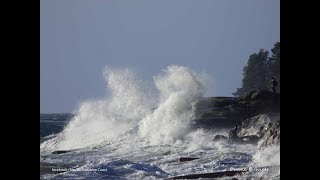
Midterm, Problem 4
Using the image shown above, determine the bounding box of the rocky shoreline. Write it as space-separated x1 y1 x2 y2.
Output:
170 90 280 179
193 90 280 128
192 89 280 148
46 90 280 179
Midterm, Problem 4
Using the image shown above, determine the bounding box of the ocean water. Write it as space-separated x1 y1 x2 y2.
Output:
40 65 280 179
40 113 73 143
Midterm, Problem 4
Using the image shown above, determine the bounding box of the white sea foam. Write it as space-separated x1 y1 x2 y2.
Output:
41 65 205 151
252 145 280 167
138 65 204 145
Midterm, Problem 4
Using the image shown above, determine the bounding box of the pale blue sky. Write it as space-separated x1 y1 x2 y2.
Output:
41 0 280 113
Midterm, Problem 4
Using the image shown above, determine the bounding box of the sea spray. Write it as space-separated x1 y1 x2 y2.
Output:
41 65 206 152
251 145 280 167
139 65 205 145
41 67 154 151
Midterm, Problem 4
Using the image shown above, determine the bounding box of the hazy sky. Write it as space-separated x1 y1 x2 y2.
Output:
41 0 280 113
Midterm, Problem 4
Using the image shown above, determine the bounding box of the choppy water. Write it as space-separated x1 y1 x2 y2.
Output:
40 113 73 142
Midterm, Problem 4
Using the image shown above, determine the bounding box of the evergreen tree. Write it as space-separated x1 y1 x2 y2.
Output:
267 42 280 92
233 49 269 96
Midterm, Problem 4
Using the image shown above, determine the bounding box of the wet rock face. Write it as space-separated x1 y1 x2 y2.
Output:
259 121 280 147
228 114 280 148
192 90 280 148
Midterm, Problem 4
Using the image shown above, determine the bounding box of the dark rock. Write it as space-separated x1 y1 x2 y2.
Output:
52 150 73 154
241 135 260 145
179 157 199 162
228 126 240 139
244 89 279 101
253 90 272 99
244 90 258 99
193 91 279 129
165 170 246 179
196 97 235 109
193 117 241 129
228 113 280 147
214 135 229 141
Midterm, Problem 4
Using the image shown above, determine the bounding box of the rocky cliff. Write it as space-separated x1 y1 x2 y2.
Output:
193 90 280 128
193 90 280 148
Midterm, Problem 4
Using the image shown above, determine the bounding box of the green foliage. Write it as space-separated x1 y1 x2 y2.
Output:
234 42 280 96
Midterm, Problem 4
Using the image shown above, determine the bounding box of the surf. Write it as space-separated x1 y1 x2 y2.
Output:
40 65 206 152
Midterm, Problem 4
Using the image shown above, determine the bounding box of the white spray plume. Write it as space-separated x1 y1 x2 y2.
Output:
41 65 206 152
138 65 205 145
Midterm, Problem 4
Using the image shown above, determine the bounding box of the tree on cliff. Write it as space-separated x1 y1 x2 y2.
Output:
233 42 280 96
267 42 280 93
233 49 270 96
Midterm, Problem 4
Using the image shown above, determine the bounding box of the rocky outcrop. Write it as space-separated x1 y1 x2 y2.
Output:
211 113 280 148
259 121 280 147
193 90 280 129
228 113 280 147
